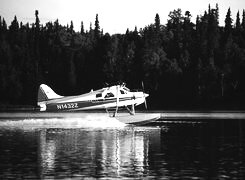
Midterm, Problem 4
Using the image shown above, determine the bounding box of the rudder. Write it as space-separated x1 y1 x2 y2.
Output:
38 84 63 103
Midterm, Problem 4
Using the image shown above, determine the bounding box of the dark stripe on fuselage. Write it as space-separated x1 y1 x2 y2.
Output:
45 97 134 111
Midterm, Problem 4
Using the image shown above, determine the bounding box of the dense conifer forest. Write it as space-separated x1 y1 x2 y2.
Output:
1 4 245 109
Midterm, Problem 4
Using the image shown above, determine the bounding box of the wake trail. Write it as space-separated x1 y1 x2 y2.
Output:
0 116 126 130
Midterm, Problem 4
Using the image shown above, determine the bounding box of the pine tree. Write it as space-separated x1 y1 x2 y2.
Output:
207 6 219 66
80 21 84 34
208 4 211 15
89 22 92 34
196 15 200 26
34 10 40 52
215 3 219 25
54 19 59 32
70 20 74 34
225 8 233 34
234 11 243 48
167 8 184 60
235 11 241 30
35 10 40 31
66 23 69 31
134 26 138 34
183 11 193 50
9 15 19 32
241 10 245 30
94 14 100 38
20 22 23 30
126 28 129 35
25 22 30 29
155 13 160 32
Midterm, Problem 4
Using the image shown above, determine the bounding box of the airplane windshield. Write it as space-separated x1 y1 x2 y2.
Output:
120 90 126 94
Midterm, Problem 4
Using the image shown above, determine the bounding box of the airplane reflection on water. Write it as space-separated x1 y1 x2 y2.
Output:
38 127 161 178
1 117 244 179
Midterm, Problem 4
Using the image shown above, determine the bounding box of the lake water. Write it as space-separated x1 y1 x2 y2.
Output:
0 114 245 179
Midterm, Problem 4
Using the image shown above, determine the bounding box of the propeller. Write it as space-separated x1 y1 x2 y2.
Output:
141 81 148 110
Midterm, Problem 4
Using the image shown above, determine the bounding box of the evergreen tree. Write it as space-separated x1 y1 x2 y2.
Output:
167 8 184 61
70 20 74 34
155 13 160 32
35 10 40 31
225 8 233 34
183 10 193 64
242 10 245 30
234 11 243 48
80 21 84 34
94 14 100 38
34 10 40 49
134 26 138 34
208 4 211 15
126 28 129 35
20 22 23 30
25 22 30 29
54 19 59 32
207 6 219 59
235 11 241 30
215 3 219 25
9 15 19 32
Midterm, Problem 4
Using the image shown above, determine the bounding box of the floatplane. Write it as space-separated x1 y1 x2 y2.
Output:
37 83 160 124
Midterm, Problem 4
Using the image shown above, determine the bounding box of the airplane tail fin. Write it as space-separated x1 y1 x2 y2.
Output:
38 84 63 104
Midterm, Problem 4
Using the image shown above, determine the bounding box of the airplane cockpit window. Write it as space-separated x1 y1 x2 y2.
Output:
96 93 102 98
120 90 126 94
105 92 114 98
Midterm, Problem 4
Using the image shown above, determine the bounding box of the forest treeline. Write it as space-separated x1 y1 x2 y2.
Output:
1 4 245 109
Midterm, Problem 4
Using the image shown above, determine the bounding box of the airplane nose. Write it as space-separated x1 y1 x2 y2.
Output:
144 93 149 98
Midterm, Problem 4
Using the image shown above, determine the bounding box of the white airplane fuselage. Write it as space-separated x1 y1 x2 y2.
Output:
37 84 148 112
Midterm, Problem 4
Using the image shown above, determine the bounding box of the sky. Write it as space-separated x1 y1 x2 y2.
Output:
1 0 245 34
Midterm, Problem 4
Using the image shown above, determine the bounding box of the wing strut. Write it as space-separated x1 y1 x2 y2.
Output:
113 85 119 117
131 104 135 115
124 105 135 115
142 81 148 109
